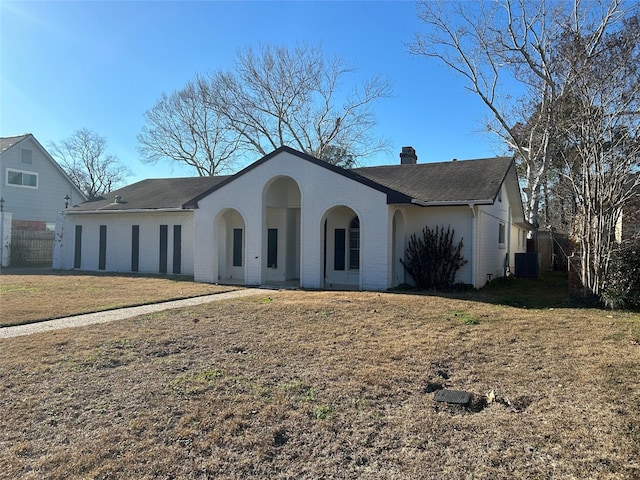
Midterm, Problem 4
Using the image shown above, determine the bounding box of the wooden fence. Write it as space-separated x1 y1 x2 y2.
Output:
10 229 55 266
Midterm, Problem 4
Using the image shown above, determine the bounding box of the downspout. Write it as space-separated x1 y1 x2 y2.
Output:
469 203 477 288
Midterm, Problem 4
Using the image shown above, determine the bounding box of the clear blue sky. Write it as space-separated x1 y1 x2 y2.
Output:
1 0 505 184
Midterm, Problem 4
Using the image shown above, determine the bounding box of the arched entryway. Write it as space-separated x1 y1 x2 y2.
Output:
215 208 246 284
321 205 361 289
392 208 406 286
262 176 301 287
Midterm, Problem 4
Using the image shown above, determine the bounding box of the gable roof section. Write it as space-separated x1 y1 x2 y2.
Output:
353 156 515 206
1 133 88 201
67 176 230 212
183 146 414 208
0 134 31 154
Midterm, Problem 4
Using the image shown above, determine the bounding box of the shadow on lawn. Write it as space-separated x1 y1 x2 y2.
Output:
470 271 574 309
0 266 197 283
392 272 580 310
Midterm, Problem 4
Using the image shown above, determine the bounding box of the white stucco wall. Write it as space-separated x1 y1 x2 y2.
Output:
194 151 390 290
54 211 194 274
402 205 475 286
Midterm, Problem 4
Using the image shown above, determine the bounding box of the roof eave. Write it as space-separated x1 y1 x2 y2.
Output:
410 199 494 207
64 207 190 215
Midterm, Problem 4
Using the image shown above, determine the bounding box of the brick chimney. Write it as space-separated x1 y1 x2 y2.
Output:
400 146 417 164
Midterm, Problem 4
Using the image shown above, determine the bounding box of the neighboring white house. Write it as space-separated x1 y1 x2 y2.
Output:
53 146 531 289
1 134 86 230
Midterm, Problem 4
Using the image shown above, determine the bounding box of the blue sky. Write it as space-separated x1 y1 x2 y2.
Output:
1 1 505 184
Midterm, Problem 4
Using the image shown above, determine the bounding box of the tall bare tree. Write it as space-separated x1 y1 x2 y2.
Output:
412 0 640 299
556 14 640 297
410 0 627 230
204 44 392 166
50 128 129 199
137 77 240 176
138 44 391 173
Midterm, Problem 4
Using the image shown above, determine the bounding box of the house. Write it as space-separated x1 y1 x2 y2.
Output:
1 134 87 266
53 146 531 289
1 134 86 230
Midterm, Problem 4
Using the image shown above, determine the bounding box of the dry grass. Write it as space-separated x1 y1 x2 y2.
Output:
0 269 237 326
1 277 639 479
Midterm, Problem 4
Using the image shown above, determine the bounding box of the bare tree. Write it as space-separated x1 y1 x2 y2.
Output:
412 0 640 299
139 44 391 172
205 44 392 167
557 14 640 297
410 0 627 230
138 77 240 176
50 128 129 199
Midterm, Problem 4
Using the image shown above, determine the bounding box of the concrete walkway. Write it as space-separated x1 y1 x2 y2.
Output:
0 288 277 339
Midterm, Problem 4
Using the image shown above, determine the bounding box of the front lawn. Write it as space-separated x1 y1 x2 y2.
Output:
1 288 639 478
0 269 238 326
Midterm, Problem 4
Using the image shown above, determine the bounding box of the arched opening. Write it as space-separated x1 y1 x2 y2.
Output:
262 176 301 287
216 208 245 284
392 209 406 286
321 205 360 290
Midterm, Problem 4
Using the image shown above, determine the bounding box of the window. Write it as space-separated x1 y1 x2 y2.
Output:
131 225 140 272
349 217 360 270
159 225 168 274
233 228 243 267
267 228 278 268
99 225 107 270
498 222 506 246
73 225 82 269
173 225 182 274
6 168 37 188
20 149 33 165
334 228 346 271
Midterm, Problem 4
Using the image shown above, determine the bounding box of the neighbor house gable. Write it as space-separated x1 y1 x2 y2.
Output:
0 133 86 202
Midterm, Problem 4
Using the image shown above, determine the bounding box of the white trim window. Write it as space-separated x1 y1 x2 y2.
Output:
349 216 360 270
498 222 506 248
6 168 38 188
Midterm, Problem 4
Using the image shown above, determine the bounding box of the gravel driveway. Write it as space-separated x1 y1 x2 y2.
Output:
0 288 276 339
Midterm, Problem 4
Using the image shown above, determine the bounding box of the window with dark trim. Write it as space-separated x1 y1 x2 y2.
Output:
233 228 243 267
131 225 139 272
98 225 107 270
334 228 346 271
349 217 360 270
173 225 182 274
267 228 278 268
498 222 506 246
73 225 82 269
159 225 168 274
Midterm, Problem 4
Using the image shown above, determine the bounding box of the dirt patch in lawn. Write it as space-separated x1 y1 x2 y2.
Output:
0 269 238 326
1 290 639 479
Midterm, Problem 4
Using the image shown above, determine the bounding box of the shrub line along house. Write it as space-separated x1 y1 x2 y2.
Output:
53 146 531 290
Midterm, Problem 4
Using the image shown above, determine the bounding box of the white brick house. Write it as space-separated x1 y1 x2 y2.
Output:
53 146 530 289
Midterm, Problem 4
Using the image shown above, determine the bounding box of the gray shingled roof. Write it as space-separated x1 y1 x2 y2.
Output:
68 177 230 211
67 149 515 212
0 134 30 154
353 156 514 205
